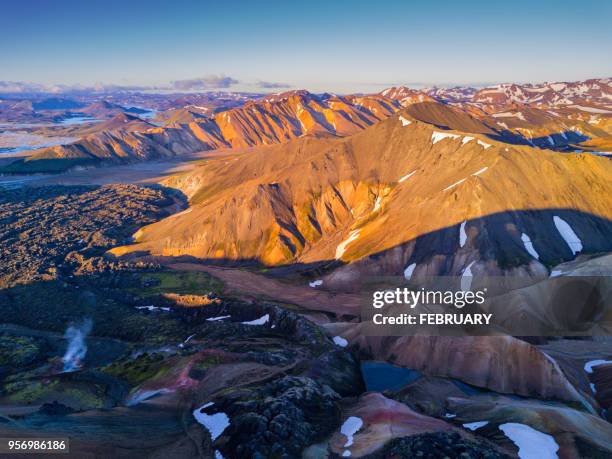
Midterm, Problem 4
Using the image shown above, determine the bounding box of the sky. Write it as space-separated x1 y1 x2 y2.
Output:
1 0 611 94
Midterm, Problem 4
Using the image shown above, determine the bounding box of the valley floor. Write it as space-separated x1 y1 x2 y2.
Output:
0 150 225 189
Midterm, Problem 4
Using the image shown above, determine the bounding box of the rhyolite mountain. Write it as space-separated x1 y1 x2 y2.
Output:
471 78 612 109
4 78 611 173
112 109 612 288
3 90 401 173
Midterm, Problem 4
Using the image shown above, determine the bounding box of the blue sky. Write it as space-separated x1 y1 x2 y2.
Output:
1 0 611 93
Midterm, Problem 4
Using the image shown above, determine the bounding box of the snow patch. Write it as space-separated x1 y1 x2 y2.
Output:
127 388 174 406
135 305 171 312
499 423 559 459
206 315 231 322
550 83 566 92
463 421 489 431
492 111 526 121
373 196 382 212
569 105 612 114
193 402 230 441
443 178 466 192
309 280 323 288
477 140 491 149
398 115 412 126
461 261 475 291
431 131 460 144
336 229 361 259
459 221 467 247
584 359 612 374
242 314 270 326
521 233 540 259
404 263 417 280
398 170 416 182
461 136 474 144
333 336 348 347
442 167 486 192
341 416 363 448
178 333 197 348
553 216 583 255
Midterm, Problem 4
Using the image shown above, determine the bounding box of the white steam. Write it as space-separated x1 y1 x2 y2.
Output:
62 319 93 373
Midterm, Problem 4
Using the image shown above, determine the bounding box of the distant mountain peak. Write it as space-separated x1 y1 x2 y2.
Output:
379 86 435 105
95 112 152 131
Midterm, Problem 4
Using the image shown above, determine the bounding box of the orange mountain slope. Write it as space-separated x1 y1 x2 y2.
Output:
112 111 612 286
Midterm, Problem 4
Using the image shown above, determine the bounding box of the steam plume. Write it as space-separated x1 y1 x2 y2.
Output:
62 319 93 372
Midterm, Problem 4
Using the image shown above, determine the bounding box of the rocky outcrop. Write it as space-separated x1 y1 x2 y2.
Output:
367 432 510 459
214 376 341 458
0 184 176 288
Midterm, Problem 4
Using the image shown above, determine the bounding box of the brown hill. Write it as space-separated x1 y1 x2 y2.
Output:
4 91 400 173
403 101 611 151
112 111 612 285
155 107 210 125
93 112 153 131
2 114 209 173
402 102 496 135
79 100 127 118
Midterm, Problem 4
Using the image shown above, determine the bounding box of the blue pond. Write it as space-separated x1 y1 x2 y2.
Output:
59 115 100 125
361 361 422 391
361 361 488 395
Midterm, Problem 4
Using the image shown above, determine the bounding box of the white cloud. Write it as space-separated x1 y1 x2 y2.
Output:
171 75 239 90
256 80 290 89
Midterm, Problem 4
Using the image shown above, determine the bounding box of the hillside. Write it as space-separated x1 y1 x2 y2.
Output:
112 111 612 288
4 78 611 174
2 91 400 173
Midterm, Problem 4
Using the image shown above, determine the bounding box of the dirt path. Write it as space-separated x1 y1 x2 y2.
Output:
167 263 360 317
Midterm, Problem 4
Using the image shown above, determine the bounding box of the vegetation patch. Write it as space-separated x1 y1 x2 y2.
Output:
126 270 224 297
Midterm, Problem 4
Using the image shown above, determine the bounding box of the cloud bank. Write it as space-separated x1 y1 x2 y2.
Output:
0 81 154 94
0 75 294 94
170 75 239 90
256 80 290 89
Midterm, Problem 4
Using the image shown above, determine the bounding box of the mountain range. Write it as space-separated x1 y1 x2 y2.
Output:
2 76 612 459
111 108 612 288
3 77 611 174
